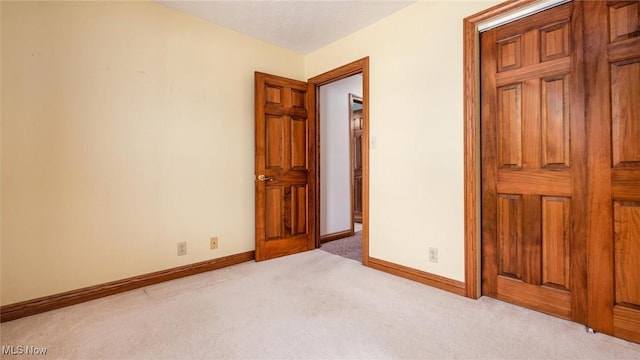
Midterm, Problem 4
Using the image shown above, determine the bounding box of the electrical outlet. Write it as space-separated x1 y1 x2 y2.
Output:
210 237 218 250
429 247 438 263
177 241 187 256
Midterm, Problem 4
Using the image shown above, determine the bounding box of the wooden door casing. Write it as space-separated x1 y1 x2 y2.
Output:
350 94 363 224
255 72 315 261
308 57 369 262
584 0 640 343
481 2 587 322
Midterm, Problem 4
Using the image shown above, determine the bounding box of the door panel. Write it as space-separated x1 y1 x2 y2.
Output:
614 202 640 306
541 196 571 291
541 76 570 168
291 185 308 235
585 0 640 343
496 84 522 168
291 118 308 169
496 194 523 280
612 61 640 167
613 201 640 341
481 2 586 322
255 72 315 261
266 115 285 168
266 187 284 239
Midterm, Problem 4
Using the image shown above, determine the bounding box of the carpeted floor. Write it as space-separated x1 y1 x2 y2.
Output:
320 231 362 262
2 250 639 359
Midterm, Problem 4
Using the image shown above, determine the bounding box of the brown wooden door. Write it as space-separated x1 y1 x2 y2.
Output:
350 94 363 223
584 0 640 343
254 72 315 261
481 2 587 322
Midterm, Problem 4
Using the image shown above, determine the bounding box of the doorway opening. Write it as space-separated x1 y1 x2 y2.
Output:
317 75 362 240
310 58 370 265
317 75 363 262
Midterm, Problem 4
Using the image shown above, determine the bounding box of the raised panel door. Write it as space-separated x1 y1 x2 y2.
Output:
255 72 315 261
481 2 587 322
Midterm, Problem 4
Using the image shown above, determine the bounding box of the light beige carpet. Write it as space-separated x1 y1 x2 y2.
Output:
1 250 639 359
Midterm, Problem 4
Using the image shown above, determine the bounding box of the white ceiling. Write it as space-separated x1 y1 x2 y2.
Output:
155 0 415 54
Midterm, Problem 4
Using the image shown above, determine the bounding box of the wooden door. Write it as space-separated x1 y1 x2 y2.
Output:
584 0 640 343
350 94 363 223
254 72 315 261
481 2 587 322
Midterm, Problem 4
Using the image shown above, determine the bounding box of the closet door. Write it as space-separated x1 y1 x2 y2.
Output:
481 2 587 323
585 0 640 343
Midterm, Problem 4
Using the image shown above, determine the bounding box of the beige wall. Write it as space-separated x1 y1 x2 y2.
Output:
1 0 504 306
306 0 501 282
1 1 304 305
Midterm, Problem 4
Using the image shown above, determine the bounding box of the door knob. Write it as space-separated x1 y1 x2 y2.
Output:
257 174 273 182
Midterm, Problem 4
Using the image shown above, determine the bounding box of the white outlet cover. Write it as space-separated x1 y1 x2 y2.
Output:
429 247 438 262
178 242 187 256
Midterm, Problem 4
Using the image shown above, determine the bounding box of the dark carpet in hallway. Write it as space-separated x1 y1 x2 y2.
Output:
320 231 362 262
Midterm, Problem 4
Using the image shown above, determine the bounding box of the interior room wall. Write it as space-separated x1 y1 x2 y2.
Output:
0 0 304 305
320 75 363 236
306 0 501 282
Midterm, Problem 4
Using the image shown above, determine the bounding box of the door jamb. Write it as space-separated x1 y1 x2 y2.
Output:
463 0 566 298
309 57 370 265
